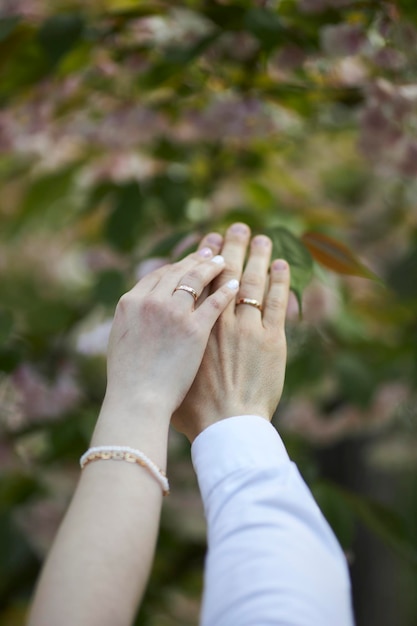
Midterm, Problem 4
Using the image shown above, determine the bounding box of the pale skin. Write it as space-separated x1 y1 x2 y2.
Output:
28 223 290 626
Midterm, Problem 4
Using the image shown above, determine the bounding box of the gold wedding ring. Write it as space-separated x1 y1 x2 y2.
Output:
236 297 263 311
173 284 199 303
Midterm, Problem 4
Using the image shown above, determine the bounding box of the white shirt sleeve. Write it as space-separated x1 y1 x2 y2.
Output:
191 415 355 626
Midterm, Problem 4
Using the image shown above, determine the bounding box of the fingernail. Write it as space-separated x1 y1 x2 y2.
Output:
226 279 240 290
198 247 213 258
230 223 249 235
273 259 288 271
207 233 223 246
252 235 271 248
211 255 224 265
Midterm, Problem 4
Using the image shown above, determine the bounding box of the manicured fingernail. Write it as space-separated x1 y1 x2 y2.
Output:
211 255 224 264
252 235 271 247
226 279 240 290
230 223 249 235
207 233 223 246
273 259 288 271
198 247 213 258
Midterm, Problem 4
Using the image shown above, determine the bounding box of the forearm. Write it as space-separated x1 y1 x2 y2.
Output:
28 402 170 626
192 416 355 626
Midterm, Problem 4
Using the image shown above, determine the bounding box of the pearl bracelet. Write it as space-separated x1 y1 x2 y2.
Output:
80 445 170 496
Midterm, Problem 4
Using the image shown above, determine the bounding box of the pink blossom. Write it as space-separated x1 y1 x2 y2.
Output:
14 492 74 557
172 233 201 258
286 291 300 321
332 57 368 87
84 152 161 184
370 48 405 71
321 24 366 57
303 280 340 324
175 97 277 143
0 0 45 19
279 398 362 445
135 257 168 281
12 363 82 422
271 45 306 74
398 140 417 177
0 112 13 151
359 79 417 173
76 319 113 356
280 382 411 445
299 0 355 14
0 438 20 471
75 106 168 149
206 32 259 63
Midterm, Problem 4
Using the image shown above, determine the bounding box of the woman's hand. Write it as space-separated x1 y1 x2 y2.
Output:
29 243 241 626
101 246 240 424
172 223 290 442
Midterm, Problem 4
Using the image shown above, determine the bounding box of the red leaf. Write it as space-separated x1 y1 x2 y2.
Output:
301 231 378 279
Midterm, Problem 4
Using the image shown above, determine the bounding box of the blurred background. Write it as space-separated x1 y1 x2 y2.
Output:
0 1 417 624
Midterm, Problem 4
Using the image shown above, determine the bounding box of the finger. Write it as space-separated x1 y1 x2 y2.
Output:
263 259 290 330
211 223 250 317
129 262 171 296
197 233 224 305
198 232 223 256
213 223 251 288
155 246 214 292
236 235 272 319
170 254 226 309
196 278 240 326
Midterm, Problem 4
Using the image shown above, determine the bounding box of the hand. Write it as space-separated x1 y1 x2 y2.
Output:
101 246 240 423
172 223 290 442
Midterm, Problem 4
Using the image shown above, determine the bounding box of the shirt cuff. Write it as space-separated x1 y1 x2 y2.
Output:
191 415 290 502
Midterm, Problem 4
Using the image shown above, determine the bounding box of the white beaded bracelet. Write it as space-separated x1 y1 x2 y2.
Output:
80 445 170 496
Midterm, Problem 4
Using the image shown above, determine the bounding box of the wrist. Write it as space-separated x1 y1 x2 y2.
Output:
91 395 172 469
188 407 271 443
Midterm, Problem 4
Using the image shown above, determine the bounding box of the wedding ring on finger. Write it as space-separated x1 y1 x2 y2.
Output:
172 284 199 303
236 297 263 311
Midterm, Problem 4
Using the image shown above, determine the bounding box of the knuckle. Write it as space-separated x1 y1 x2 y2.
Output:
184 268 201 283
116 291 134 312
208 295 224 312
141 295 162 316
169 306 186 325
242 271 262 289
272 328 286 346
224 261 241 276
239 323 255 339
268 294 286 312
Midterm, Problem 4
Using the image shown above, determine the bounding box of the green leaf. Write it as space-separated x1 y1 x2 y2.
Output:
148 230 191 257
245 8 285 51
8 167 78 236
141 32 219 89
105 182 144 252
268 227 313 312
0 345 24 373
38 14 84 66
312 482 355 549
202 4 247 31
245 181 276 211
0 26 49 100
317 482 417 567
349 494 417 565
147 176 189 224
387 245 417 301
93 270 126 306
0 513 39 596
0 309 14 347
0 16 20 43
0 473 44 511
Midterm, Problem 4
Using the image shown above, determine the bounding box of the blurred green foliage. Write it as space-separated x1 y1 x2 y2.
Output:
0 1 417 624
